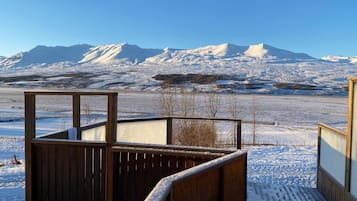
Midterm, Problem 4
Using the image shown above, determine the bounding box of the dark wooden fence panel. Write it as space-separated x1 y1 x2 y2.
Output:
32 143 106 201
113 150 216 201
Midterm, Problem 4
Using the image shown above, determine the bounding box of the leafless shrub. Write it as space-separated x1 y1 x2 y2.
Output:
161 91 217 147
177 120 216 147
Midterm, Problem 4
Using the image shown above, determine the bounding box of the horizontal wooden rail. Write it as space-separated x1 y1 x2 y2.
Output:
114 142 235 154
112 146 225 158
24 91 117 96
318 123 346 137
32 138 107 147
145 150 247 201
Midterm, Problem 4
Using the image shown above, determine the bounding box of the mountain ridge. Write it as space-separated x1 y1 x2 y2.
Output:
1 42 356 68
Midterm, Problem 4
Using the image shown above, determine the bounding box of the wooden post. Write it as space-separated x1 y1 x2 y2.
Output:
236 120 242 149
25 94 36 201
346 78 355 192
167 117 173 144
72 94 81 139
105 93 117 201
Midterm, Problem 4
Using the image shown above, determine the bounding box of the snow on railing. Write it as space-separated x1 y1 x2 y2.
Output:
145 150 247 201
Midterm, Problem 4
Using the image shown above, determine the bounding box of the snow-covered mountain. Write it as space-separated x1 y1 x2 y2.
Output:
0 42 320 68
80 43 163 64
145 43 247 63
322 55 357 64
0 44 93 67
0 42 356 96
144 43 315 64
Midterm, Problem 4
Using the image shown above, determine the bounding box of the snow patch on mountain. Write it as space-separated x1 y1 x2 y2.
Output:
145 43 249 64
322 55 357 64
80 43 163 64
0 44 92 67
244 43 314 60
184 43 246 57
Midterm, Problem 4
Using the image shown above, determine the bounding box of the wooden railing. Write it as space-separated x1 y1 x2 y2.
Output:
112 144 230 201
145 151 247 201
25 91 246 201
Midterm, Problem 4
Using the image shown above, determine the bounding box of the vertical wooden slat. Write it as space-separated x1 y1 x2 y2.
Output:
136 153 145 201
56 146 64 201
34 145 42 201
41 146 49 201
94 148 101 201
76 146 85 201
68 146 78 201
105 93 117 201
62 146 70 201
72 94 81 139
112 152 120 201
48 146 56 201
101 148 106 201
85 148 93 201
25 94 35 201
119 152 128 201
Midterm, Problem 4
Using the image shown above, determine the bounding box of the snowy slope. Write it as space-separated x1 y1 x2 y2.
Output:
0 44 92 67
145 43 315 64
145 43 247 64
244 43 314 60
80 43 163 64
322 55 357 64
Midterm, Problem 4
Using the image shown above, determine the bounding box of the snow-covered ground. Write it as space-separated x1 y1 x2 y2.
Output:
0 88 348 199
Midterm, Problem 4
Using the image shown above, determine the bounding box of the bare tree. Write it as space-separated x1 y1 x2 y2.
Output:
83 103 92 125
229 96 241 146
207 93 220 118
160 90 176 116
251 95 257 145
180 89 196 118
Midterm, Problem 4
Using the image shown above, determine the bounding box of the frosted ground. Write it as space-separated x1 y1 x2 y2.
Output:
0 88 348 200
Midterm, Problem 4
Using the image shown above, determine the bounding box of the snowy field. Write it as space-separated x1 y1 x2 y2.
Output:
0 88 348 200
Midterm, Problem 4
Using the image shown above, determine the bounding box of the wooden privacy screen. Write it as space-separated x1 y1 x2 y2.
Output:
317 77 357 201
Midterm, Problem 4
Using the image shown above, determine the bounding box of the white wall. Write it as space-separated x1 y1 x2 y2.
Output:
117 120 167 145
350 83 357 197
81 125 106 141
320 127 346 186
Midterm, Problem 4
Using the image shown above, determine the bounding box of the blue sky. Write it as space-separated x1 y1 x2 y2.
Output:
1 0 356 58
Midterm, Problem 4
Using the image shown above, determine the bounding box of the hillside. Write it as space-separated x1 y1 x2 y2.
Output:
0 42 356 95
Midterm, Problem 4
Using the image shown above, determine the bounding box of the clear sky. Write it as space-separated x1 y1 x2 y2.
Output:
1 0 356 58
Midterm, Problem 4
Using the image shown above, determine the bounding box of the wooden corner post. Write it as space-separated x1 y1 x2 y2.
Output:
237 120 242 149
346 78 355 192
167 117 173 144
72 94 81 139
105 93 118 201
25 93 36 201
